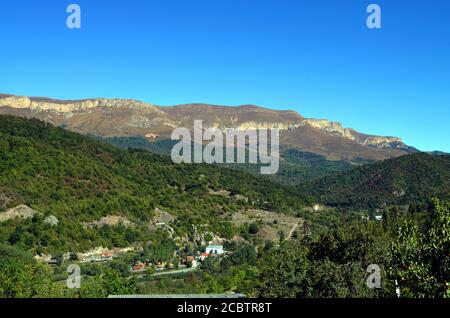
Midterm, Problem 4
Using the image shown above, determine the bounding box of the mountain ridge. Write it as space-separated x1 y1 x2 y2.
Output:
0 93 417 162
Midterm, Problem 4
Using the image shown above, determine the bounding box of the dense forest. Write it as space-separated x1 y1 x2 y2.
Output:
105 135 450 209
0 115 311 254
104 136 355 184
305 153 450 208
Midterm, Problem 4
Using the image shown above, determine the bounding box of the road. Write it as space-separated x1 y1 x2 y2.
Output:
136 266 197 279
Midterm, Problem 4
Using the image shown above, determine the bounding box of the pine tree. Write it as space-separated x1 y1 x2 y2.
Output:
382 208 389 231
408 202 417 219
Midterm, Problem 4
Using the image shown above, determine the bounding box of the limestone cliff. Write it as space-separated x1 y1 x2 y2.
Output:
0 95 162 113
298 118 410 150
0 93 415 160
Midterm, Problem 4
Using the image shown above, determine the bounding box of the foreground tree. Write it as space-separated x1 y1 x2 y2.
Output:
0 253 60 298
389 198 450 297
79 268 137 298
255 221 389 298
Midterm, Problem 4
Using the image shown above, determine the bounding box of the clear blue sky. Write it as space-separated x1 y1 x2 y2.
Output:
1 0 449 152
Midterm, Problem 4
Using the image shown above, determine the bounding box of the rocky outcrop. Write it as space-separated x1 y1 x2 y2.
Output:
83 215 134 228
235 121 298 131
44 215 59 226
0 204 40 223
300 119 356 140
0 95 162 113
0 96 32 109
299 119 411 150
0 193 14 209
151 208 176 225
358 136 410 150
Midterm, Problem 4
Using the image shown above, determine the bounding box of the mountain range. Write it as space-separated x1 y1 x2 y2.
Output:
0 94 417 162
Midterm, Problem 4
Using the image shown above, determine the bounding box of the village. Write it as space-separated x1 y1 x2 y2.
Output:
129 244 226 275
34 243 228 277
32 206 305 277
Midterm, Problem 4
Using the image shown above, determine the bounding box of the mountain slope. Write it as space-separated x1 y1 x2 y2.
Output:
307 153 450 208
0 115 311 254
103 136 355 184
0 94 416 162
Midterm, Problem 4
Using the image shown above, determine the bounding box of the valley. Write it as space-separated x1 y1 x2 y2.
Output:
0 112 448 299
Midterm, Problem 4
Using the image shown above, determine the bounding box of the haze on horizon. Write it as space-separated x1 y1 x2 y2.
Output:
0 0 449 152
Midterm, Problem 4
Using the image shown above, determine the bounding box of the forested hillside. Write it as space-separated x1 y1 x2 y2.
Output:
104 136 355 184
105 135 450 209
306 153 450 208
0 115 311 254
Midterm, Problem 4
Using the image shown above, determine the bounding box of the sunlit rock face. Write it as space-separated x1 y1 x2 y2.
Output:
0 93 415 161
0 95 162 113
299 119 356 140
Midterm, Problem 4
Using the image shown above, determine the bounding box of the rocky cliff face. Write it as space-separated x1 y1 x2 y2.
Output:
0 95 162 113
0 94 415 161
359 136 409 150
299 119 356 140
297 119 411 150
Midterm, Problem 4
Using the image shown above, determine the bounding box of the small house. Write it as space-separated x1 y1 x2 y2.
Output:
186 256 195 263
206 245 224 255
101 252 113 261
132 262 146 272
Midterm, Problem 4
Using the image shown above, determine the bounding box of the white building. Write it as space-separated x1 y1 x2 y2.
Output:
206 245 224 255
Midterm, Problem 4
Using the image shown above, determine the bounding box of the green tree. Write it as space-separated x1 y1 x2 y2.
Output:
101 268 136 296
256 221 388 298
408 202 417 218
388 199 450 298
79 268 136 298
203 272 224 293
0 257 57 298
248 222 260 235
368 208 376 221
278 230 285 243
146 266 155 276
256 241 309 298
382 208 389 231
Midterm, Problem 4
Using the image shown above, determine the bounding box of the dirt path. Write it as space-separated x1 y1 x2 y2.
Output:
287 221 301 240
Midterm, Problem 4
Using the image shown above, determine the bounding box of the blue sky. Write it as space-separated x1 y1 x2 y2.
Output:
1 0 449 152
